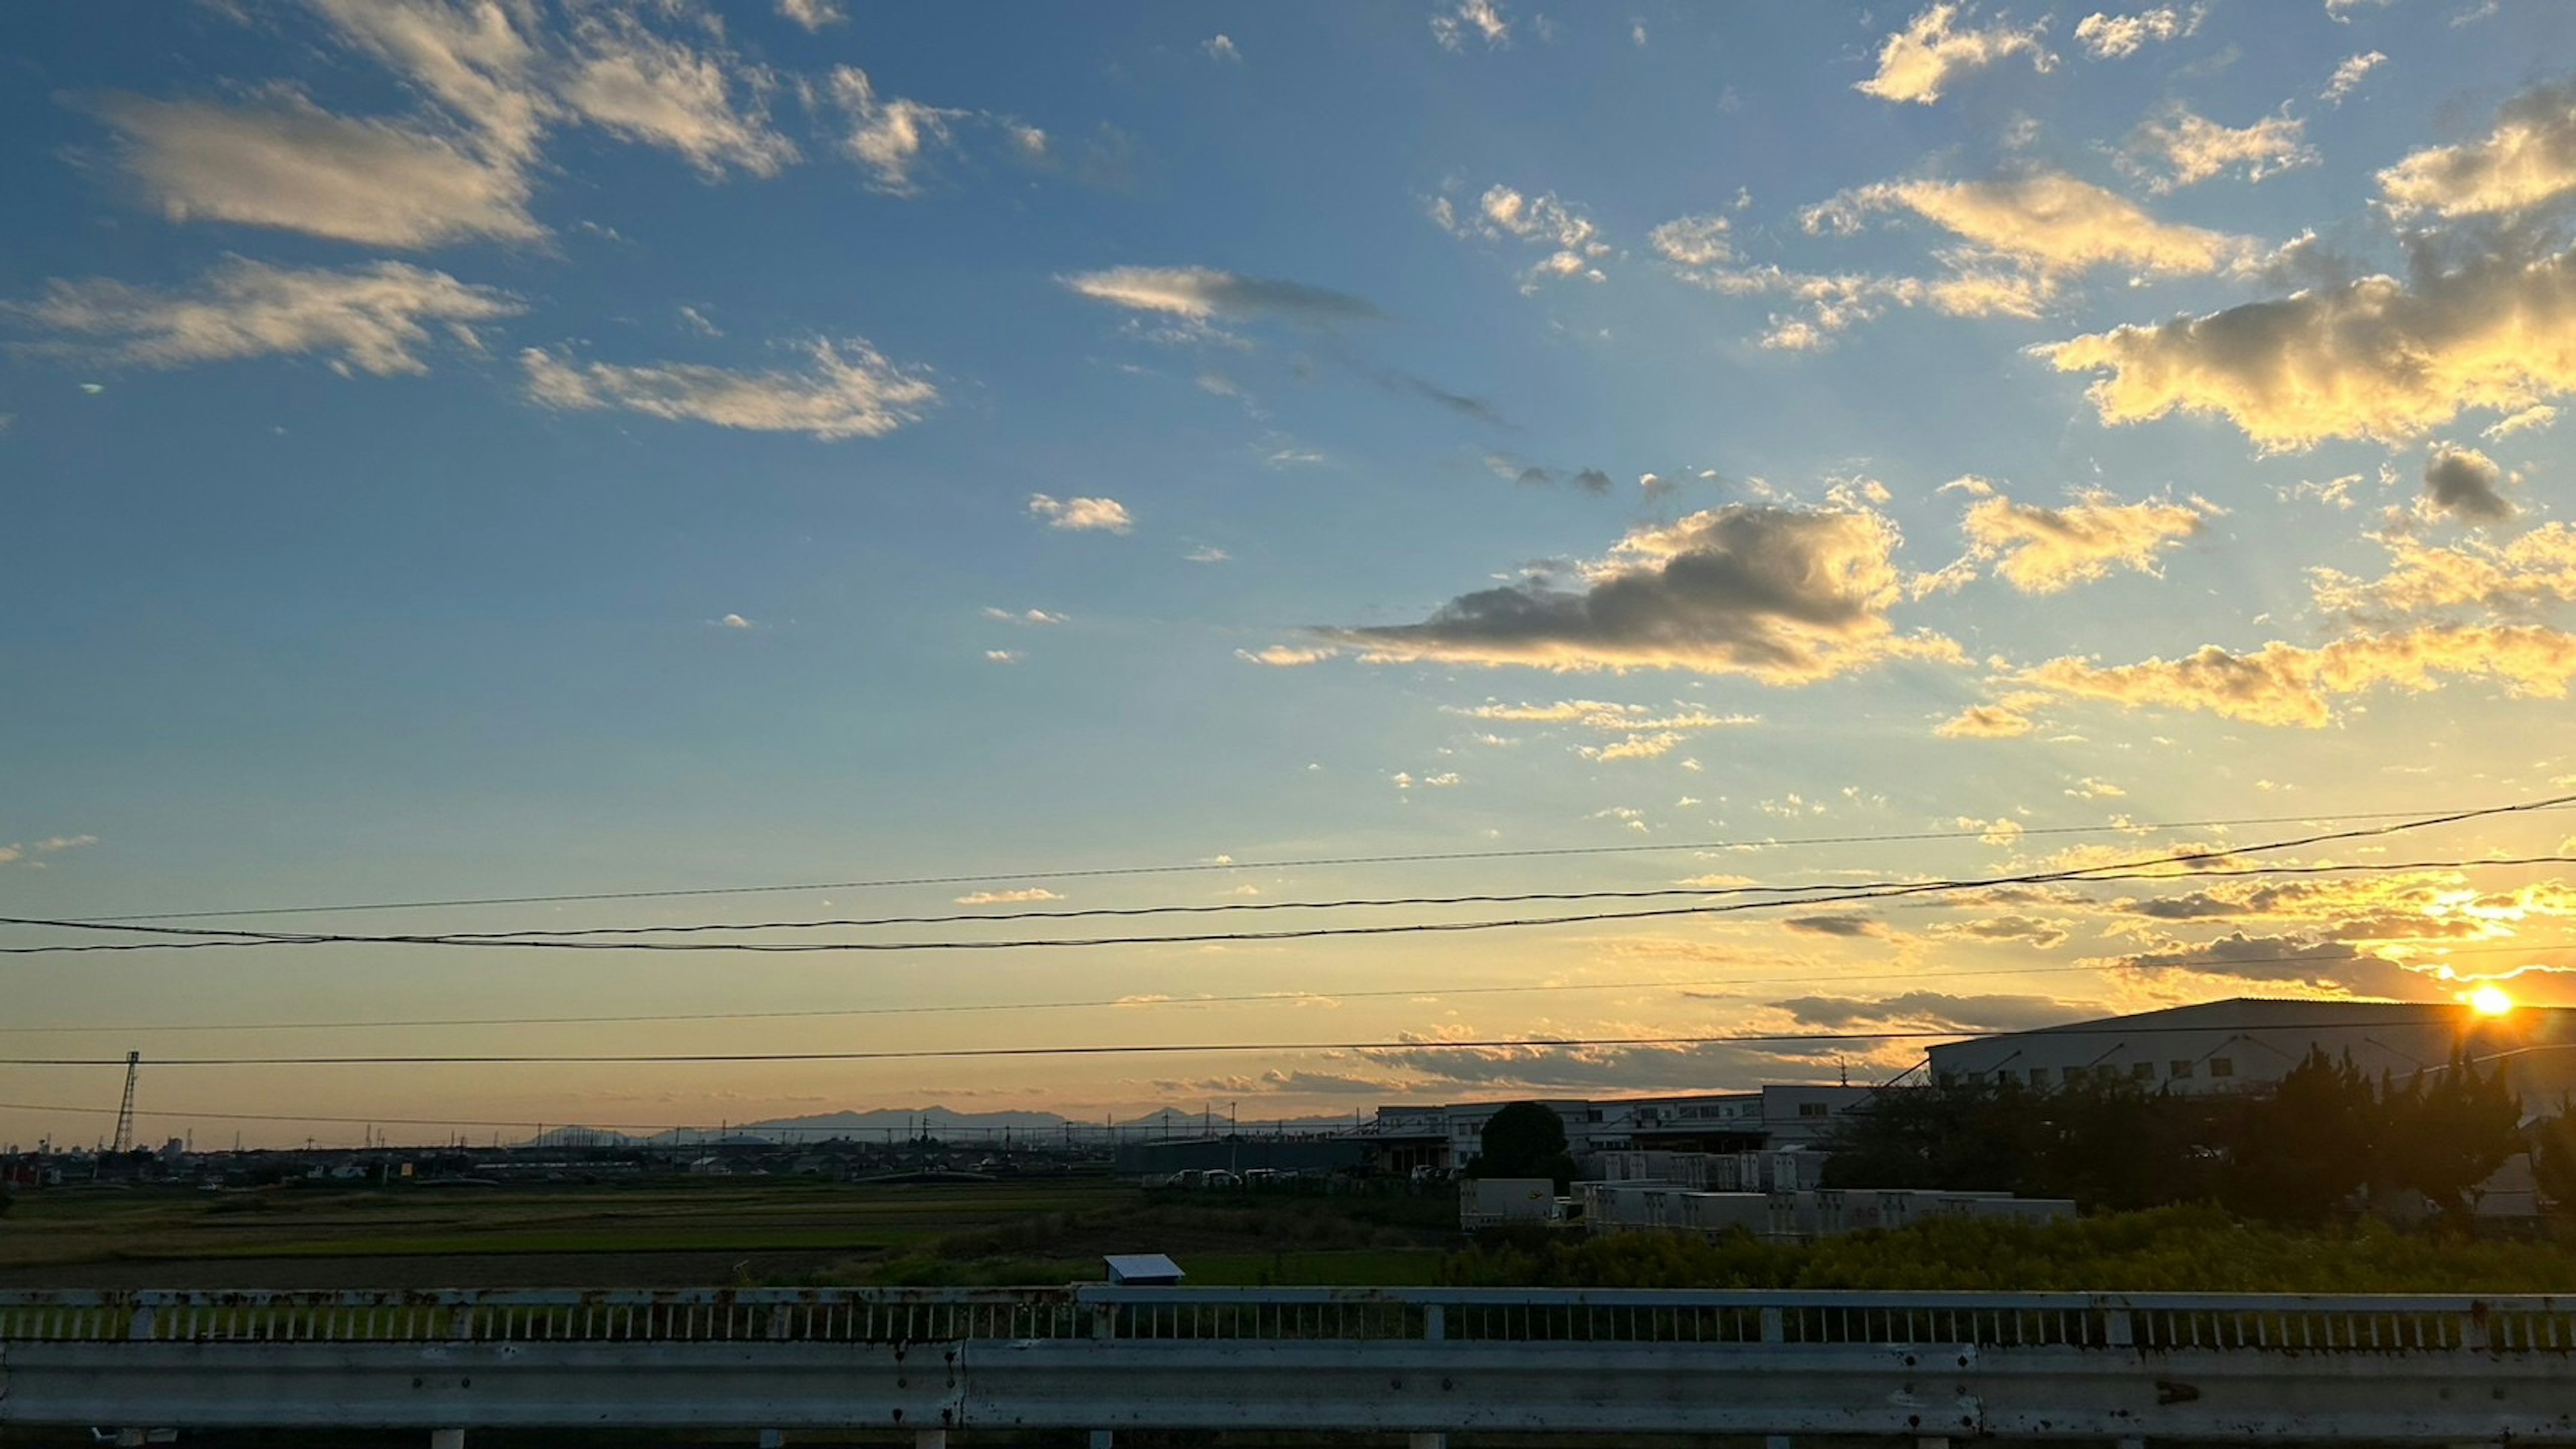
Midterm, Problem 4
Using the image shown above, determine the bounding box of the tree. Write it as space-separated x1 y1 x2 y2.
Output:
2033 1077 2224 1211
1467 1102 1578 1188
2218 1049 2379 1226
2532 1104 2576 1220
1821 1076 2222 1207
2382 1057 2522 1231
1821 1079 2040 1191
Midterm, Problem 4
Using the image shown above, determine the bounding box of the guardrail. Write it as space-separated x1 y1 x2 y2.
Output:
5 1286 2571 1350
4 1288 2573 1441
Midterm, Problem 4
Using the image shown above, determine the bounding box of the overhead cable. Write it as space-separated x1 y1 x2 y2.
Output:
68 802 2575 922
0 1008 2520 1069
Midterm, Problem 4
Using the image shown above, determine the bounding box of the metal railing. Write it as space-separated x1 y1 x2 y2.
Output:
3 1287 2570 1352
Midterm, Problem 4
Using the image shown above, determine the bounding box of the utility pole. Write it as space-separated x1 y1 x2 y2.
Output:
111 1051 140 1154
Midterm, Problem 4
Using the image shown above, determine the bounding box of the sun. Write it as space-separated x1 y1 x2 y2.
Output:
2469 983 2515 1016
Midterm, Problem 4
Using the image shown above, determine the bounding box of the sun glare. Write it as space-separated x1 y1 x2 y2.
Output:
2469 984 2515 1016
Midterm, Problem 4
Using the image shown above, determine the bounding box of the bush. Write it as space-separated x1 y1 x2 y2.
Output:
1440 1206 2576 1293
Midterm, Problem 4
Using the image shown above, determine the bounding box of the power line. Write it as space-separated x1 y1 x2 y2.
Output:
68 803 2572 922
0 963 2074 1035
0 1099 732 1134
8 847 2572 959
0 1009 2519 1069
2 938 2565 1038
77 851 2576 945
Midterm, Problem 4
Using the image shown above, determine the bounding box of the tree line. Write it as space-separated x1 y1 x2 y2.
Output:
1823 1050 2540 1230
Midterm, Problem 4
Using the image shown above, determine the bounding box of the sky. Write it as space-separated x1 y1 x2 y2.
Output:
7 0 2576 1148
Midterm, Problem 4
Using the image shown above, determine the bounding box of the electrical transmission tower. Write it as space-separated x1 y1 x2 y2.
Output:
111 1051 139 1154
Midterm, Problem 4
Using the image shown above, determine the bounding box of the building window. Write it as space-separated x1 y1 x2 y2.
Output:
2169 1061 2194 1079
2132 1062 2157 1081
2210 1058 2235 1079
2027 1067 2050 1087
1798 1102 1829 1118
1938 1073 1956 1087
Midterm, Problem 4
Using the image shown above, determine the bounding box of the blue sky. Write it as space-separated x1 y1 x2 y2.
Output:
7 0 2576 1145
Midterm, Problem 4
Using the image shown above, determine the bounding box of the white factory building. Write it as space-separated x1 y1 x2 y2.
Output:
1925 998 2576 1100
1363 1084 1874 1176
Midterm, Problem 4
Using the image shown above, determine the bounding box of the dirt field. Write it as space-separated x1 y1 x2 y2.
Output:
0 1177 1454 1289
0 1177 1132 1288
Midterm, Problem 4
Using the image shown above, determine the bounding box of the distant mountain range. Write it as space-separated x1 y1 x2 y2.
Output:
523 1104 1367 1148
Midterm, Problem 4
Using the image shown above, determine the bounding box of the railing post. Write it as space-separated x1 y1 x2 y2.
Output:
2104 1309 2135 1348
429 1430 464 1449
912 1432 947 1449
1760 1306 1784 1344
1423 1304 1445 1342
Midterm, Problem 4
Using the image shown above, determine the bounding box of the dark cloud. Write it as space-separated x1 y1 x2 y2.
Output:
2114 931 2436 998
1485 453 1615 491
1388 371 1511 427
1769 991 2093 1034
1159 1069 1401 1097
1782 912 1885 938
2424 444 2516 521
1904 884 2098 912
1350 1039 1851 1094
1929 914 2072 948
2121 891 2251 920
1318 506 1957 683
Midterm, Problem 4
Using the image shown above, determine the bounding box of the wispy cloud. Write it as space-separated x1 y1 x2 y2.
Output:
955 887 1061 905
2320 50 2384 105
521 337 937 439
1438 184 1611 293
559 9 796 179
1448 698 1760 761
91 93 541 248
777 0 845 31
1062 266 1380 324
1430 0 1511 51
12 258 519 376
2018 624 2576 727
1951 485 2217 592
826 65 964 193
2124 106 2316 191
2074 7 2199 59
